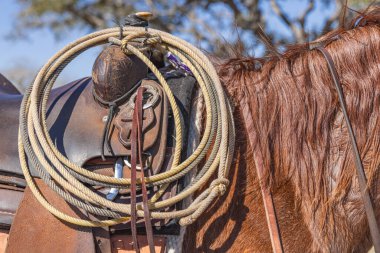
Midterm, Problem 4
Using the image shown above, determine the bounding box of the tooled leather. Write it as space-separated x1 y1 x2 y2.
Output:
114 80 163 152
116 107 154 148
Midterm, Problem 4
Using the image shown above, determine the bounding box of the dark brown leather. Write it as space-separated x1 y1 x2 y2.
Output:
130 87 155 253
130 89 140 251
92 45 147 103
6 178 97 253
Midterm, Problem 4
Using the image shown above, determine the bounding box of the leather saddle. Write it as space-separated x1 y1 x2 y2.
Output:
0 69 196 232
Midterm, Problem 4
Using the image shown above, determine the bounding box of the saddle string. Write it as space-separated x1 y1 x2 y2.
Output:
316 46 380 252
239 92 284 253
130 88 140 252
100 103 116 160
130 87 156 252
19 27 234 231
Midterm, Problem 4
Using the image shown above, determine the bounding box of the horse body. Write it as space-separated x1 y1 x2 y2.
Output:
184 8 380 253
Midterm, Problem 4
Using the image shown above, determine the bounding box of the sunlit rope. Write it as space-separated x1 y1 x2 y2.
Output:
19 26 235 227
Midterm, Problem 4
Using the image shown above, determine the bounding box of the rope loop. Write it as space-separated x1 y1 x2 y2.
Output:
19 27 235 227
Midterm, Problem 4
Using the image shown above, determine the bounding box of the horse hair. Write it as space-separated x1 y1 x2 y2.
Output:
197 6 380 252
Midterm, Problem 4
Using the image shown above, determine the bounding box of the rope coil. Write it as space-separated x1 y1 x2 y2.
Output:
19 26 235 227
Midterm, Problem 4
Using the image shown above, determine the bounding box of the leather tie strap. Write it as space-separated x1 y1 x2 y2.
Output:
240 95 284 253
131 87 156 253
317 46 380 252
130 89 140 252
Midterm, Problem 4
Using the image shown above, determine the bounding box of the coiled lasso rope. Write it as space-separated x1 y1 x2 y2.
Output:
19 25 235 227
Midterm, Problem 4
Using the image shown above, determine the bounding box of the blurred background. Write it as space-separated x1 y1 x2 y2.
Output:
0 0 373 92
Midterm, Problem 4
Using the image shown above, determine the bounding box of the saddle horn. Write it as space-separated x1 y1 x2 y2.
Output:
92 45 147 103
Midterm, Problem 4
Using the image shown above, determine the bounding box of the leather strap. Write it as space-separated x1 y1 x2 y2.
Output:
131 89 141 252
131 87 156 253
136 87 155 252
240 96 284 253
317 46 380 252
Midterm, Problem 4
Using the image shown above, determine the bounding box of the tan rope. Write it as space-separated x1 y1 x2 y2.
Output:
19 26 235 227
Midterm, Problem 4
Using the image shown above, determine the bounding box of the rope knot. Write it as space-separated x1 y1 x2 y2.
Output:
119 32 162 55
210 178 229 196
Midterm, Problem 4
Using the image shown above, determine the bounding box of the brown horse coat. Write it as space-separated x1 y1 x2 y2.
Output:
184 7 380 253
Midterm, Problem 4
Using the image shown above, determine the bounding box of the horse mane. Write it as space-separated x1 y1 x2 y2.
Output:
218 5 380 224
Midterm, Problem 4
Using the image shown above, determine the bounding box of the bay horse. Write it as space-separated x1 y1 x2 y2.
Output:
184 6 380 253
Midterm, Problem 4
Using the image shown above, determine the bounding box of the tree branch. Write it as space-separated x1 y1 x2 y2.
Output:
298 0 315 28
321 0 344 34
270 0 304 42
66 5 105 29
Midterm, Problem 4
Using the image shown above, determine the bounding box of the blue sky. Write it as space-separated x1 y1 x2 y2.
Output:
0 0 336 87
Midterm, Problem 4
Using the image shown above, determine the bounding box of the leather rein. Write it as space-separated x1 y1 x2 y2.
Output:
241 45 380 252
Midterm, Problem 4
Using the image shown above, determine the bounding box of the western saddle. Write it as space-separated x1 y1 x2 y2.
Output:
0 13 235 253
0 42 195 252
